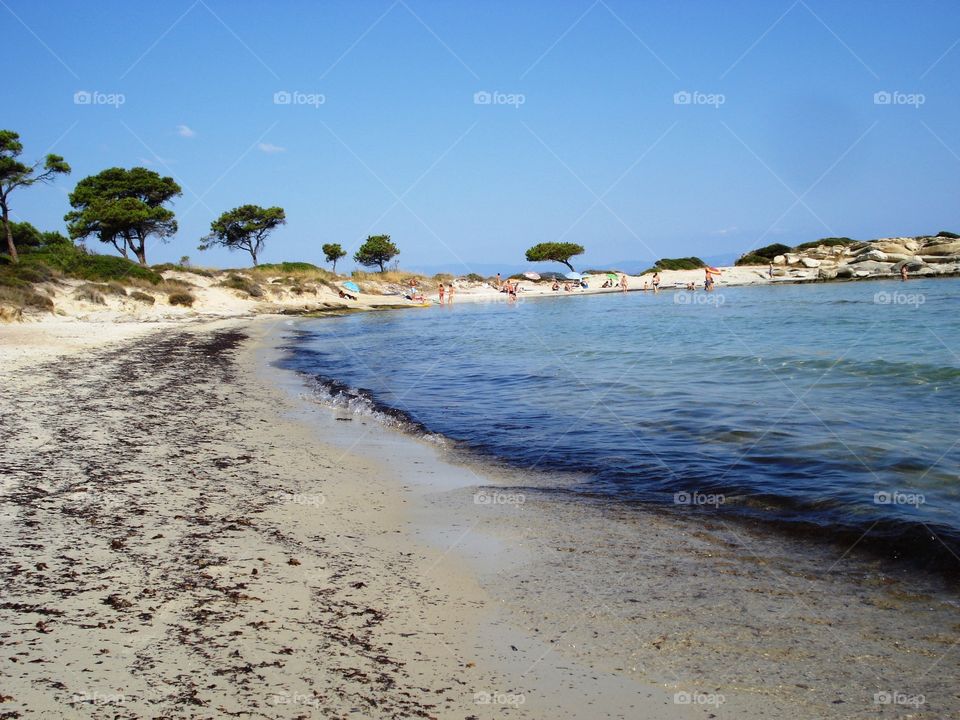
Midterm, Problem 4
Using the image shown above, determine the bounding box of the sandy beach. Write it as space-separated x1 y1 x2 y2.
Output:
0 318 716 719
2 315 957 718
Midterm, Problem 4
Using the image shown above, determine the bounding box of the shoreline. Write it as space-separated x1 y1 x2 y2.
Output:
269 317 960 719
0 317 711 718
4 258 959 331
2 317 958 718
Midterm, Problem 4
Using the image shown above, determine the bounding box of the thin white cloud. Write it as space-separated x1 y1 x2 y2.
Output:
712 226 739 236
258 142 286 153
138 155 174 166
177 124 196 138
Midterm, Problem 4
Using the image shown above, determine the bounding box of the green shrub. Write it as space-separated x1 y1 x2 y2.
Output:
220 274 264 297
152 262 215 277
168 292 195 307
256 262 322 273
129 290 155 304
28 243 163 284
464 273 484 282
0 285 54 311
936 231 959 239
640 257 705 273
793 237 855 251
0 259 57 287
735 253 772 266
74 284 106 304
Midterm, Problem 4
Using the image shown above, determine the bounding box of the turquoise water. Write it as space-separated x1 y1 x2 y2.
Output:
283 278 960 572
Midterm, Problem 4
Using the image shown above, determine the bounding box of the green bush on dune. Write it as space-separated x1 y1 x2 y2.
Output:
152 262 214 277
734 244 791 266
793 237 855 251
129 290 155 304
256 261 323 273
0 285 53 310
168 291 195 307
25 243 163 284
640 257 706 274
219 274 264 297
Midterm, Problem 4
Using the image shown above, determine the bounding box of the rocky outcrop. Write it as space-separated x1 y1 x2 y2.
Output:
756 236 960 282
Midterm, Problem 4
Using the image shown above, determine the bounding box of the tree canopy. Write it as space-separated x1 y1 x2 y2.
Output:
199 204 286 266
353 235 399 272
525 242 585 272
0 130 71 263
65 167 180 266
322 242 347 273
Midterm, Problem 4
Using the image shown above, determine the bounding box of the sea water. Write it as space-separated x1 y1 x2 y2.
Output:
281 278 960 573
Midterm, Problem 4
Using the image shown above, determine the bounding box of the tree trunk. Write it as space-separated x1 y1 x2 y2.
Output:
250 249 259 267
110 237 129 259
378 260 385 272
2 207 18 264
561 259 574 272
332 259 337 273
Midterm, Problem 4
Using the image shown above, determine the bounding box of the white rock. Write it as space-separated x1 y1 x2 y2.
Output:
801 257 821 268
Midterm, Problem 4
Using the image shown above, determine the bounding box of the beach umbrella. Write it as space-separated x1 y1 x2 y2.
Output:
606 272 618 279
523 271 541 280
343 281 360 293
565 272 583 280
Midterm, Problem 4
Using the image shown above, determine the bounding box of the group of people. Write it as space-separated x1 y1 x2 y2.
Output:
482 267 723 299
406 280 457 304
437 282 456 304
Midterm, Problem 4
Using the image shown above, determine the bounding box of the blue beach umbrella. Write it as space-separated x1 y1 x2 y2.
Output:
343 281 360 293
565 272 583 280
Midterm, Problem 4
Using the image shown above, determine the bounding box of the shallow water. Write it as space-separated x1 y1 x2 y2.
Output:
282 278 960 573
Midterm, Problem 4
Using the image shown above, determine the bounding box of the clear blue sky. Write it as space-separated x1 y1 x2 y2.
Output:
5 0 960 271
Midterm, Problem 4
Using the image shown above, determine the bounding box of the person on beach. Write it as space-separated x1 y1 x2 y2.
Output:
447 283 456 304
685 281 696 291
900 265 909 281
652 272 661 292
552 280 560 291
620 275 628 292
642 281 649 291
495 273 502 290
438 283 445 304
704 266 721 291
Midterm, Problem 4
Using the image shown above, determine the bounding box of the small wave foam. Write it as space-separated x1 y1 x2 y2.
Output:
304 373 446 444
